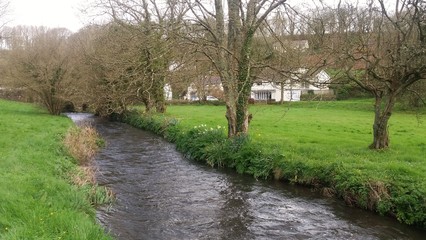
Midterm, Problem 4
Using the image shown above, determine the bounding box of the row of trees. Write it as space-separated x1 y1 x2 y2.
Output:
0 0 425 150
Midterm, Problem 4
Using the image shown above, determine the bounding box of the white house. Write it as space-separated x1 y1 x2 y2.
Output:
185 69 332 102
164 83 173 100
250 69 332 102
251 82 302 101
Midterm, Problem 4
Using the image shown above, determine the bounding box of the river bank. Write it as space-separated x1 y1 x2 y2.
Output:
122 100 426 230
0 100 112 239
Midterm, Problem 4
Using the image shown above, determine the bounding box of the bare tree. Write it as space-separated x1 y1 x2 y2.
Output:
0 0 9 30
7 26 74 115
330 0 426 149
185 0 288 137
90 0 188 113
69 24 141 116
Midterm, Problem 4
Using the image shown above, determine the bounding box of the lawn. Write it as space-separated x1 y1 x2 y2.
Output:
166 101 426 179
0 100 111 239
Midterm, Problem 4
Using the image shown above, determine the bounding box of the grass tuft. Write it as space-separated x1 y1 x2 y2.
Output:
64 125 101 166
63 124 115 208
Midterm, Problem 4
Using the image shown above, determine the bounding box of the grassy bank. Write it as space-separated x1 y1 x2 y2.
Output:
125 99 426 229
0 100 111 239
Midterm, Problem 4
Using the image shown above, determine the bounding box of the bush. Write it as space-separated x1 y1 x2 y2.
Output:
175 124 227 162
330 82 372 100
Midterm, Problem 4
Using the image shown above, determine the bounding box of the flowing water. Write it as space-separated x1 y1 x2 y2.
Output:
68 113 425 240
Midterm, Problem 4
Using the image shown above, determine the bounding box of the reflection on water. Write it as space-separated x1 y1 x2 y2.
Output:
66 115 425 240
64 112 95 125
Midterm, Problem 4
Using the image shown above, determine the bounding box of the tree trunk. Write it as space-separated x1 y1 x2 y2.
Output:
235 69 252 134
236 93 250 134
141 92 154 113
156 101 166 113
40 89 63 115
225 102 237 137
154 75 166 113
369 94 396 149
234 28 254 135
370 115 390 149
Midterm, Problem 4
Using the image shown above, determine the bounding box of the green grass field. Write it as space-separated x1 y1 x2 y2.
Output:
0 100 111 239
166 100 425 178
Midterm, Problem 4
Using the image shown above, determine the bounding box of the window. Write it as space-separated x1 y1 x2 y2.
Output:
254 91 272 100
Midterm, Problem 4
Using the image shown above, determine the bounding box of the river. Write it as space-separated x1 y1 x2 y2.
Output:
68 113 425 239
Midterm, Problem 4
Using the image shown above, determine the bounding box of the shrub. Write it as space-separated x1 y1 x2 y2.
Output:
233 140 275 179
175 124 227 161
388 178 426 229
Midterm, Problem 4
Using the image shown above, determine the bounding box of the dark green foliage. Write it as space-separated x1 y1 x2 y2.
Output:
332 82 372 100
176 128 275 179
388 176 426 229
175 124 226 162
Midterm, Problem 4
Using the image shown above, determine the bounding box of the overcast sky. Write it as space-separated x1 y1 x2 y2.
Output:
4 0 361 33
7 0 87 32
